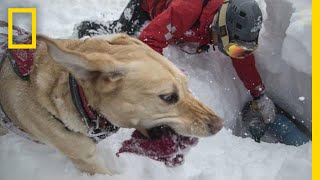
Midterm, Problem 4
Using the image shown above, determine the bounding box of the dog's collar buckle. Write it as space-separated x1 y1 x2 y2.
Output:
87 115 119 141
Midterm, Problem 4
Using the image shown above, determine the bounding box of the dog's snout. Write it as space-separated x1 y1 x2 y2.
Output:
207 119 224 134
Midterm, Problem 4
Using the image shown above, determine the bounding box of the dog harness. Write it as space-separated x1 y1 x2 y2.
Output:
0 22 118 143
0 24 35 141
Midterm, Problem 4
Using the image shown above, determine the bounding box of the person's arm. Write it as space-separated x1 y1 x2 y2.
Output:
231 54 265 98
232 54 276 123
139 0 204 54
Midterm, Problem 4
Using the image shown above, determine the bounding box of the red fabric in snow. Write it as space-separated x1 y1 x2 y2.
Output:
117 129 198 167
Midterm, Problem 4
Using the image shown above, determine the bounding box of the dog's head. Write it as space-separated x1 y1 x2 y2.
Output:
38 34 223 138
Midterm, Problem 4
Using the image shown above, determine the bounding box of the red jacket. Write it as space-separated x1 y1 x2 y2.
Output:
139 0 265 97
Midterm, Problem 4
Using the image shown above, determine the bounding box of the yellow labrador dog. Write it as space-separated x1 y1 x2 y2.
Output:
0 33 223 175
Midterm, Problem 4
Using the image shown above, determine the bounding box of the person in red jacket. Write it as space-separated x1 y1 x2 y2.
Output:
76 0 276 124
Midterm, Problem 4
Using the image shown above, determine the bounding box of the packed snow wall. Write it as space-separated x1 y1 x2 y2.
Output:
256 0 312 130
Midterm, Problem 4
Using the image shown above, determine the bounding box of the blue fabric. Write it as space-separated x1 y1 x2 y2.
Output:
269 114 310 146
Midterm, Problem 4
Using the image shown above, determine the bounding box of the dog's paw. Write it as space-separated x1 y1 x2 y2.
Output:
72 158 113 175
0 126 8 136
94 165 114 176
76 164 113 175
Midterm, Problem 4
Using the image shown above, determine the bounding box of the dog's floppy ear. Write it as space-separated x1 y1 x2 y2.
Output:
37 35 126 81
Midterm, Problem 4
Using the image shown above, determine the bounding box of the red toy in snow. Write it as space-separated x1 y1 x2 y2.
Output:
117 126 198 166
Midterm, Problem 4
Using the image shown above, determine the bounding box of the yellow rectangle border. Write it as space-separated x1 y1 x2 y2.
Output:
8 8 36 49
313 0 317 178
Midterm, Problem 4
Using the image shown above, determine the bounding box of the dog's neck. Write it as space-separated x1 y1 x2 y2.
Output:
31 43 119 142
30 46 103 135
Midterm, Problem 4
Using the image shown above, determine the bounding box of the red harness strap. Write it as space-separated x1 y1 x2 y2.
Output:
0 37 35 80
10 44 35 77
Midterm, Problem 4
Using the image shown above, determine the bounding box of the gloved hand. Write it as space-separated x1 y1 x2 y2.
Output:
253 94 276 123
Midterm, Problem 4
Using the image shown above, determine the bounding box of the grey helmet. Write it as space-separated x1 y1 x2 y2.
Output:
226 0 263 42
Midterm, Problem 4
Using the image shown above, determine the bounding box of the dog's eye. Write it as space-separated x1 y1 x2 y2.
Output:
159 93 179 104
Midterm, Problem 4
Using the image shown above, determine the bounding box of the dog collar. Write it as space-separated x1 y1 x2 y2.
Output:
68 75 119 143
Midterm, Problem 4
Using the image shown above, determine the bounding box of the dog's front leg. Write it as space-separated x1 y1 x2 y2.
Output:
70 156 113 175
18 109 112 175
43 126 113 175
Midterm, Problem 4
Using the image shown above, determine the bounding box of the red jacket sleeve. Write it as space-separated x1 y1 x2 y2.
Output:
139 0 204 54
231 54 265 98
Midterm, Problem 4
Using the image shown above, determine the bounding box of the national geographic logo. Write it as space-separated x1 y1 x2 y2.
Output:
7 8 36 49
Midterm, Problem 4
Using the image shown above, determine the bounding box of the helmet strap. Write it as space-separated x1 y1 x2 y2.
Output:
210 1 230 51
218 1 230 49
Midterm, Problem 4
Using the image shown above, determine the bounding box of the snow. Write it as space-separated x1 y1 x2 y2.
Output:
299 97 306 101
124 7 133 21
0 129 311 180
255 0 311 130
282 0 312 76
0 0 311 179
